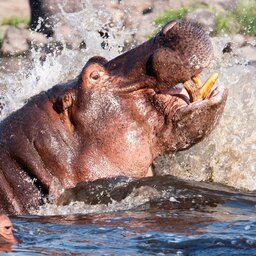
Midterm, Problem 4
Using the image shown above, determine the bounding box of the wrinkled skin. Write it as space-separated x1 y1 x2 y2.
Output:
0 20 228 214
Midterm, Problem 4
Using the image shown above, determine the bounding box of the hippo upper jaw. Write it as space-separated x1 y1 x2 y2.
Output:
149 84 228 154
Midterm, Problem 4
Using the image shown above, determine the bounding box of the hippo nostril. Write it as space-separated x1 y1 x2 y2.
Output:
162 20 177 35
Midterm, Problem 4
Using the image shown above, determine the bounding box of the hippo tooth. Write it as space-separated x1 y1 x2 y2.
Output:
183 80 202 102
192 75 203 88
183 73 219 102
200 73 219 99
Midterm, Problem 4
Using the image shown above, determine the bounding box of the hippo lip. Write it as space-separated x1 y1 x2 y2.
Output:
159 86 191 105
152 76 226 119
174 85 227 113
157 72 220 107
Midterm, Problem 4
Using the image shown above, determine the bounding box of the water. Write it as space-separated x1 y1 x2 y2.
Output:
155 37 256 191
0 1 256 254
5 177 256 255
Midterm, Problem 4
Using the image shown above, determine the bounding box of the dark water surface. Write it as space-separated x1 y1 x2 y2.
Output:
3 177 256 256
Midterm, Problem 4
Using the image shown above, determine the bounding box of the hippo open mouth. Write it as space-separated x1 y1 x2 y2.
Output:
155 72 219 109
107 18 224 118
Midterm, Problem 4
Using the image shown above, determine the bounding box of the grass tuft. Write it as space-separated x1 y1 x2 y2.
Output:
154 0 256 36
148 7 189 38
212 0 256 36
1 16 29 27
232 0 256 35
154 7 189 27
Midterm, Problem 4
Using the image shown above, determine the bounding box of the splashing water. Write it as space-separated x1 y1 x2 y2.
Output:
0 0 130 120
10 177 256 254
155 36 256 191
0 3 256 255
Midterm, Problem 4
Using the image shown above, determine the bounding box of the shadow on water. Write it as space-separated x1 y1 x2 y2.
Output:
4 176 256 255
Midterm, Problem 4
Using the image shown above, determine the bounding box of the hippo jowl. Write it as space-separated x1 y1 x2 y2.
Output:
0 20 228 214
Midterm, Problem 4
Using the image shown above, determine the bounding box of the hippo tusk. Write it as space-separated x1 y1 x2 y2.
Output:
200 73 219 99
183 80 201 102
184 73 219 102
192 75 203 88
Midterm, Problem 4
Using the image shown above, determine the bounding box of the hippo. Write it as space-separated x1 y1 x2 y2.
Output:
0 215 18 249
0 20 228 214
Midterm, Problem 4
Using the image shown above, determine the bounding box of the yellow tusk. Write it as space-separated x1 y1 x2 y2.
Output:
192 76 203 88
200 73 218 99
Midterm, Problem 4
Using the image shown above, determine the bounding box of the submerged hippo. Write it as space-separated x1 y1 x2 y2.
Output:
0 20 228 214
0 215 18 248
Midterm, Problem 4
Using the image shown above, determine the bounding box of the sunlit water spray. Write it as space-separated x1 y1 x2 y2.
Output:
155 37 256 191
0 0 130 119
0 2 255 216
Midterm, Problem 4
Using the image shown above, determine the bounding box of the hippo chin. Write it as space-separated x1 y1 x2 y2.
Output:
0 20 228 214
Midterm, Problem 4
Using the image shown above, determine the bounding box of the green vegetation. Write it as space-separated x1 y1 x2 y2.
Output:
0 30 4 48
213 14 238 35
1 16 29 27
154 0 256 37
232 0 256 35
154 7 189 28
148 7 190 38
213 1 256 36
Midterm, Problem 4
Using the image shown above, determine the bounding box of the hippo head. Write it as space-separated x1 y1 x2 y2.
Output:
71 20 226 150
0 215 17 245
53 19 227 181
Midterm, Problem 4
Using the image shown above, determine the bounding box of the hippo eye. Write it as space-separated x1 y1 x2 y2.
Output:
90 71 100 81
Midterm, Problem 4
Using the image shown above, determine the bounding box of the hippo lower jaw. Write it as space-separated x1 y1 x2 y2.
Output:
150 81 228 152
173 85 228 149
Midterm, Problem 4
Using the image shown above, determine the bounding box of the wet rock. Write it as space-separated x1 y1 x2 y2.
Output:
248 60 256 67
29 0 84 37
238 45 256 62
118 0 154 15
1 26 29 55
0 0 29 21
246 37 256 47
0 25 9 41
213 0 238 11
1 26 48 56
52 25 82 50
200 0 237 11
28 30 48 46
231 34 246 48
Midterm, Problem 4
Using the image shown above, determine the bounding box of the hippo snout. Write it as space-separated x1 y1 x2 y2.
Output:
149 19 213 87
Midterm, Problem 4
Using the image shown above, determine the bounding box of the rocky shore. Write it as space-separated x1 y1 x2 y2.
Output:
0 0 255 62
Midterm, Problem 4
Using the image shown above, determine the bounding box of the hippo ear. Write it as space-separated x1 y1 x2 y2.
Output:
53 91 74 116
